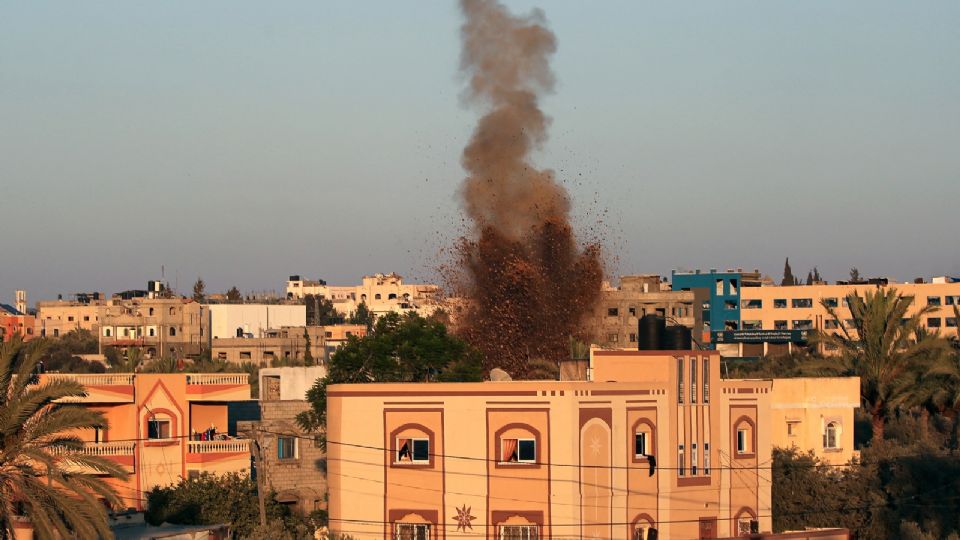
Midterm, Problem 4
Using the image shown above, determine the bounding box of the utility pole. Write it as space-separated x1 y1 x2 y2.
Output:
251 430 267 527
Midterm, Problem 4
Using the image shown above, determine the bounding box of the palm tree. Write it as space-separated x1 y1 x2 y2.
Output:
817 288 949 443
0 338 129 539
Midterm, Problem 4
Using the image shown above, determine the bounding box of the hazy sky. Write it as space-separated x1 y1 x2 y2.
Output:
2 1 958 304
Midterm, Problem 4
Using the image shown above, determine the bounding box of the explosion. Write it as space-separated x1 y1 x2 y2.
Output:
452 0 603 377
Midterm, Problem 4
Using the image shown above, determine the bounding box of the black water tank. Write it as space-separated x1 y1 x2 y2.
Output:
662 325 692 350
638 314 665 350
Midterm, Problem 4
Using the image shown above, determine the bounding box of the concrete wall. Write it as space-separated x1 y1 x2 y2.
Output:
206 304 306 339
259 366 327 401
770 377 860 465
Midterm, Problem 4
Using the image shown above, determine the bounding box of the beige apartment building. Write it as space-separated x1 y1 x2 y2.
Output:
588 275 696 347
212 324 367 365
287 273 441 318
36 298 105 337
723 279 960 357
327 348 860 539
99 298 203 359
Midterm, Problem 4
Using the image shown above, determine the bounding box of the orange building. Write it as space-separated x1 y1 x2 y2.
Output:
40 373 254 510
0 311 37 342
328 350 787 539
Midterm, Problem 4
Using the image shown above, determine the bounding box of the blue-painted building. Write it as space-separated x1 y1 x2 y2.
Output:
671 269 762 349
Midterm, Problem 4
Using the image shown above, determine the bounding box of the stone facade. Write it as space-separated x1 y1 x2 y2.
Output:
240 400 326 514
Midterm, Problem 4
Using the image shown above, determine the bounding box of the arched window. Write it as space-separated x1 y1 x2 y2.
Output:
169 327 177 337
495 424 540 466
104 328 112 337
632 514 655 540
169 307 175 316
733 416 756 457
149 328 155 337
391 424 433 467
734 507 757 536
824 421 840 449
148 308 154 316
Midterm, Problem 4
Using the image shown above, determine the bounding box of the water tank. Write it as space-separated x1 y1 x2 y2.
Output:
661 325 692 351
637 315 665 350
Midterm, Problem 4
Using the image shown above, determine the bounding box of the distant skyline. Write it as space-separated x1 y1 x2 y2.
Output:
2 1 958 304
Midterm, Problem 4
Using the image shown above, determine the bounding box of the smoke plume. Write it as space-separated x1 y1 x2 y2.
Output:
453 0 603 377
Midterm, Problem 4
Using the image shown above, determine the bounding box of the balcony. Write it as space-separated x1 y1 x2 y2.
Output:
185 374 251 401
188 439 251 454
187 439 252 471
54 441 136 473
39 374 135 403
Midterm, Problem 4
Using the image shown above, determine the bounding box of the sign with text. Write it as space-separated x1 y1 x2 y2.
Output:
712 329 809 344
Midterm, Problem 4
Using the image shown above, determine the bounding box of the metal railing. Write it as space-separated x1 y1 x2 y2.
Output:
186 374 248 386
188 439 251 454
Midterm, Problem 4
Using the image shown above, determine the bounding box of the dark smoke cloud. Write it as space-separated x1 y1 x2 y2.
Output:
459 0 568 239
452 0 603 377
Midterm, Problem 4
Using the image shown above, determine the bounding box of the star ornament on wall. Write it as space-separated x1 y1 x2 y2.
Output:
453 504 476 531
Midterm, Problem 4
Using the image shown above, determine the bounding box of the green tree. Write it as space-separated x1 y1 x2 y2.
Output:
303 329 314 367
782 257 796 286
145 472 313 538
226 286 243 303
297 313 484 435
193 277 207 302
305 295 343 326
0 338 129 538
348 302 374 330
817 288 949 442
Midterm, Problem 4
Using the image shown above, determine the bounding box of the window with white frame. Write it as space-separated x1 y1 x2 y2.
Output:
501 438 536 464
394 523 430 540
634 430 649 458
824 422 840 449
396 437 429 464
500 525 538 540
147 418 171 439
737 427 750 454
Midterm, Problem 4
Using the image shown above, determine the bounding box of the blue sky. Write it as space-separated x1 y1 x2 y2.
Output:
2 1 958 303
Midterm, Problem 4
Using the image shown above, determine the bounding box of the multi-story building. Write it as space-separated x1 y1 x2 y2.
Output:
36 295 105 338
39 372 254 511
211 324 366 365
327 348 859 539
286 273 441 318
673 269 763 348
769 377 860 466
587 275 696 347
238 367 328 514
717 278 960 357
99 298 203 359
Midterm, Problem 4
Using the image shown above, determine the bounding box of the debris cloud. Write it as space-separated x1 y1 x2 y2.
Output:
452 0 603 377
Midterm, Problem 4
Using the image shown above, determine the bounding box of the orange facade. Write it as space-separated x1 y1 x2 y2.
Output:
40 373 253 510
327 350 794 539
0 314 37 342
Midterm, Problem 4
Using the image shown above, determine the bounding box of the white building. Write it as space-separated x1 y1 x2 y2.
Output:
204 304 306 340
285 273 441 318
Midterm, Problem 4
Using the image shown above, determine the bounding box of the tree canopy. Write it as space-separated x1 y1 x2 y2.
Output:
297 312 483 434
0 337 128 538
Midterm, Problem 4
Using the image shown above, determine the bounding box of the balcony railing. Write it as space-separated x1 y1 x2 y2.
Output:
41 374 136 386
188 439 251 454
52 441 136 457
186 374 248 386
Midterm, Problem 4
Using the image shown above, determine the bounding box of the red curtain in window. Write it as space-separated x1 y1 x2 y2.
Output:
397 438 412 461
501 438 518 462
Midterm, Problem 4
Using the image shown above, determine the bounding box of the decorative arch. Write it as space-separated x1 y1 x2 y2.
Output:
630 513 656 540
